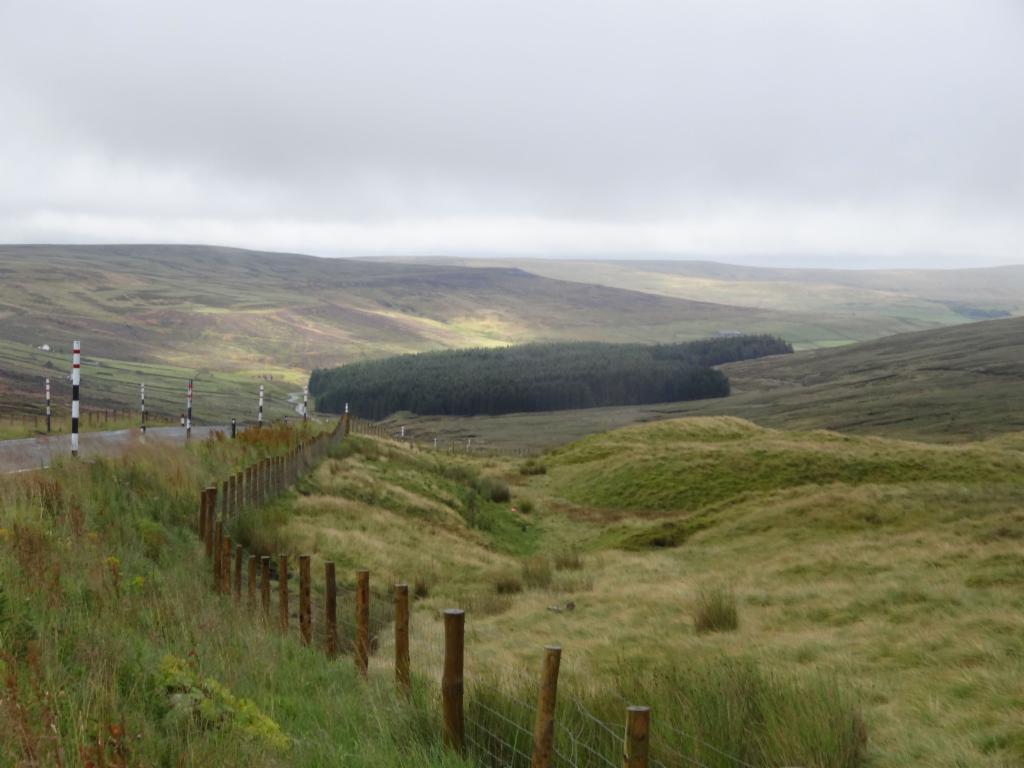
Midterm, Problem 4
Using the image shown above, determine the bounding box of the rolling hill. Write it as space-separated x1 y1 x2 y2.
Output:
0 244 806 419
385 256 1024 345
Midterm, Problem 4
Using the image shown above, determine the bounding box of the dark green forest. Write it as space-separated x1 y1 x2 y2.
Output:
310 335 792 419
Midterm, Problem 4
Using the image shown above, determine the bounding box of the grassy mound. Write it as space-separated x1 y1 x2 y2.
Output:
544 416 1024 514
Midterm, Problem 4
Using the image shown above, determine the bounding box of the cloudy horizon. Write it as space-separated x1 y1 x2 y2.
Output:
1 0 1021 268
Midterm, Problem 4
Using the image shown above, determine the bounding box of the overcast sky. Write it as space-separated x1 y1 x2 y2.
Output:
0 1 1021 267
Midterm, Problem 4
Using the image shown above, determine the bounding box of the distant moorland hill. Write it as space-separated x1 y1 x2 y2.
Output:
0 244 810 417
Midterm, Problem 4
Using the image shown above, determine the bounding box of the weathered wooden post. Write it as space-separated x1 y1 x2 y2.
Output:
246 466 255 509
325 561 337 658
299 554 311 645
624 706 651 768
278 554 289 631
199 489 209 544
221 478 231 519
260 556 271 619
213 520 223 586
247 555 257 608
225 473 233 515
395 583 410 692
234 471 243 514
355 569 370 676
207 486 218 533
530 645 562 768
442 609 465 754
233 545 243 602
220 536 231 594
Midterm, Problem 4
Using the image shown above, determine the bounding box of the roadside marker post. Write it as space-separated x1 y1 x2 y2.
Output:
303 385 308 421
140 382 146 434
45 377 51 433
258 384 264 430
231 417 236 438
70 341 80 457
186 379 193 440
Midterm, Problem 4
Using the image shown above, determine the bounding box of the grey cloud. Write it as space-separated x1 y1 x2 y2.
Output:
0 0 1021 263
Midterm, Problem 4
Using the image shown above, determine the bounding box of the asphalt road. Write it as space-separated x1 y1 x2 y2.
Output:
0 426 225 474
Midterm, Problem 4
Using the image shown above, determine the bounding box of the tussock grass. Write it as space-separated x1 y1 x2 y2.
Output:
692 585 739 634
467 659 866 768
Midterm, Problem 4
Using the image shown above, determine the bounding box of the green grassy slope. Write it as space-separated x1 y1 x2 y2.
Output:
385 315 1024 448
509 417 1024 766
245 418 1024 766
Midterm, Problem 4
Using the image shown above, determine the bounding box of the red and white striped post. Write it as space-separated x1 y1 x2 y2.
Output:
45 377 51 433
140 382 147 434
258 384 264 429
70 341 80 456
186 379 193 440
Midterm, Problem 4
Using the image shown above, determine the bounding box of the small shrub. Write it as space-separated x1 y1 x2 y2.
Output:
521 556 553 589
693 586 739 634
553 545 583 571
478 476 510 503
518 498 535 514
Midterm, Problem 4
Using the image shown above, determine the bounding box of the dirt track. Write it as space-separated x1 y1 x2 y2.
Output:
0 426 224 474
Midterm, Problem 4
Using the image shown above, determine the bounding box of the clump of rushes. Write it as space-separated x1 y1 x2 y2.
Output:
693 585 739 634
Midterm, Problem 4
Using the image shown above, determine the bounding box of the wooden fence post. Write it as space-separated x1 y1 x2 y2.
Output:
202 489 215 557
247 555 257 608
260 556 271 619
355 569 370 676
395 584 410 692
234 545 243 602
221 536 231 594
531 645 562 768
442 608 465 754
299 554 311 645
278 554 289 631
246 466 255 509
199 489 208 539
325 561 337 658
234 472 242 515
213 520 223 586
624 706 650 768
222 478 231 519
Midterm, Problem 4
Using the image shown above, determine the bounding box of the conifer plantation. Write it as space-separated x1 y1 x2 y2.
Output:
310 336 792 419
